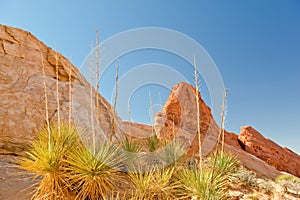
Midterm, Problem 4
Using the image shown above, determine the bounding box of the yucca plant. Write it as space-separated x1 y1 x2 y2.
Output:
128 165 178 199
209 150 238 178
17 123 79 200
121 135 141 155
64 141 127 199
120 135 141 170
149 166 179 199
128 166 152 199
178 168 227 200
147 135 160 152
158 139 186 166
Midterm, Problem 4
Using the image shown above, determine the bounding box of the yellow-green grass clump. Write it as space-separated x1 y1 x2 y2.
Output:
208 150 239 178
128 165 178 199
17 123 79 200
64 141 127 199
177 151 238 200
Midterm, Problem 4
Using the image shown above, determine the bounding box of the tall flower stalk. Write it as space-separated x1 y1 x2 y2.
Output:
194 55 202 172
41 52 51 153
111 59 119 142
89 42 96 154
55 47 60 135
220 88 229 154
68 56 72 127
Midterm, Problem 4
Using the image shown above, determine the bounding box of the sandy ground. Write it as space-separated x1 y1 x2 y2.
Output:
0 155 35 200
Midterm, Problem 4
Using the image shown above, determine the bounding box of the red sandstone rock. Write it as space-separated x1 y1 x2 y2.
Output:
122 121 153 139
154 82 220 156
238 126 300 178
153 82 287 179
224 144 281 179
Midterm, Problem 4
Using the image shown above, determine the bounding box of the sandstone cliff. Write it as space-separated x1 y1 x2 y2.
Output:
0 24 122 155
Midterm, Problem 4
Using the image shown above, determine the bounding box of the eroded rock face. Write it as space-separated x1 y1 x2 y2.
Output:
153 82 285 179
224 144 281 179
238 126 300 178
0 155 34 200
154 83 216 137
0 24 121 155
0 25 298 181
154 82 220 156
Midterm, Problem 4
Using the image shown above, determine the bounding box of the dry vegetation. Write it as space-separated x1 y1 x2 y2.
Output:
228 166 300 199
16 34 300 200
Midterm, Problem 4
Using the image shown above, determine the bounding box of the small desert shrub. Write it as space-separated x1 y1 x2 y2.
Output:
147 135 160 152
121 135 141 154
17 123 79 200
178 168 227 200
232 166 258 188
275 174 300 183
128 165 178 199
256 178 274 193
120 135 142 169
158 139 186 166
209 151 238 178
64 142 126 199
275 174 300 196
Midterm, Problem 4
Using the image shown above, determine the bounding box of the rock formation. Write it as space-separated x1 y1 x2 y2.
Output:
238 126 300 177
1 25 300 200
0 24 122 155
154 82 220 157
154 82 299 178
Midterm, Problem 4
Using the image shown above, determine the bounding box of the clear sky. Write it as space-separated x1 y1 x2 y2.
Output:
1 0 299 154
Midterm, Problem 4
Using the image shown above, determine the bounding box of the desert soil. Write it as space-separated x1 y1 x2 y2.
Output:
0 155 34 200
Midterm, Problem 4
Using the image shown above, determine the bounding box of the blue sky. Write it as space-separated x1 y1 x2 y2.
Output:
1 0 299 154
